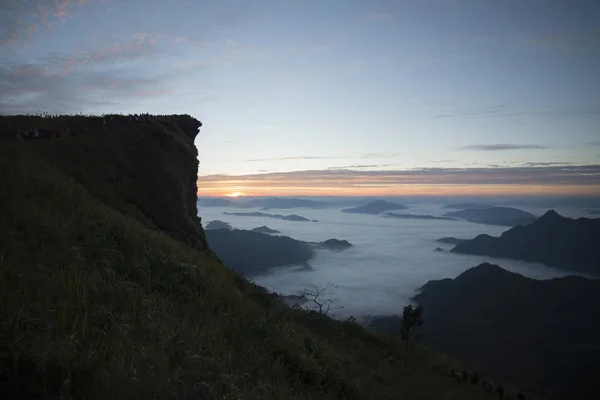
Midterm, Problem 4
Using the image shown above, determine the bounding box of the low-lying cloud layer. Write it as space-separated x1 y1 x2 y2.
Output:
198 204 580 320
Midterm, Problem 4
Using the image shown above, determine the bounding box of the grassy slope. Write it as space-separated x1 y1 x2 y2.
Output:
1 117 493 400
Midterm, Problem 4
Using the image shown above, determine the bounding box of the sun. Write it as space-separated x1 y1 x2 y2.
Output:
225 191 245 198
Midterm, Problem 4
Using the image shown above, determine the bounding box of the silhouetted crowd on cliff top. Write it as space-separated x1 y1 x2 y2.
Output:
15 113 168 140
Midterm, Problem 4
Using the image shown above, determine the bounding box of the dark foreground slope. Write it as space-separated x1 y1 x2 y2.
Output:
0 115 492 400
412 263 600 400
452 210 600 275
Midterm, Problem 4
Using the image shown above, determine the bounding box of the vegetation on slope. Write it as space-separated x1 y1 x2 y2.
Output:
413 263 600 400
1 115 495 400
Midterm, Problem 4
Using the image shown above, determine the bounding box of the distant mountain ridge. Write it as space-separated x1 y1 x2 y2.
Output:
224 211 316 222
443 206 536 226
197 197 236 207
206 229 314 275
435 237 469 245
342 200 408 214
251 226 280 234
313 238 353 251
452 210 600 275
385 213 456 221
206 229 352 276
241 197 327 209
442 203 493 210
197 197 327 210
205 220 232 230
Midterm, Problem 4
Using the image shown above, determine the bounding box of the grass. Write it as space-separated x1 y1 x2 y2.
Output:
1 115 497 399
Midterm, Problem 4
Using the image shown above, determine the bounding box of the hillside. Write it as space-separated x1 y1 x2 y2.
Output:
452 210 600 275
409 263 600 400
0 114 496 400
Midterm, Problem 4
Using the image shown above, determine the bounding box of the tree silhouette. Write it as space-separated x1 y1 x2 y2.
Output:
400 304 424 375
298 282 346 316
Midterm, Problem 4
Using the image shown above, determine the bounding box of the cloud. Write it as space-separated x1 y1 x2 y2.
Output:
459 144 548 151
199 165 600 188
433 104 600 120
0 0 94 46
0 24 195 114
0 42 171 114
425 159 456 163
246 156 346 162
520 162 576 167
245 153 399 162
326 164 393 170
360 153 397 158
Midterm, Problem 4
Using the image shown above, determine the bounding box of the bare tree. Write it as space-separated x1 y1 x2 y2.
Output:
297 282 346 316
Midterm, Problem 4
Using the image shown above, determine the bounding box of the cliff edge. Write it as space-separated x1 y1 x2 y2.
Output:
0 114 208 252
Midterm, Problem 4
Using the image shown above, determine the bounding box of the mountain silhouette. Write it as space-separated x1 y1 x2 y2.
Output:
205 220 232 230
410 263 600 400
385 213 456 221
342 200 408 215
443 207 536 227
452 210 600 275
224 211 315 222
251 226 280 234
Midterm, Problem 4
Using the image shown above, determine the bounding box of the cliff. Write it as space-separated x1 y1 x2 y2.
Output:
0 114 208 252
0 114 506 400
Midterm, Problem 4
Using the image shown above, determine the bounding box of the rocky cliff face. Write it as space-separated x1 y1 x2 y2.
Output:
1 114 209 252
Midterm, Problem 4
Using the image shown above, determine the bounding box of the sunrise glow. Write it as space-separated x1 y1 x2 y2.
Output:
225 191 246 198
197 165 600 197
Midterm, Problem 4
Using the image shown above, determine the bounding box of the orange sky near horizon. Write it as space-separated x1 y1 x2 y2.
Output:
197 166 600 197
197 182 600 197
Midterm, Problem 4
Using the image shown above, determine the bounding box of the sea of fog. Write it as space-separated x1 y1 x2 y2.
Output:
198 203 591 321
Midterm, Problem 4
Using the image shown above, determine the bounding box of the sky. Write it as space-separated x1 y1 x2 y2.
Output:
2 0 600 196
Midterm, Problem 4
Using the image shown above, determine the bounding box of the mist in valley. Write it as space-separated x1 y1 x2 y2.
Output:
199 198 591 321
